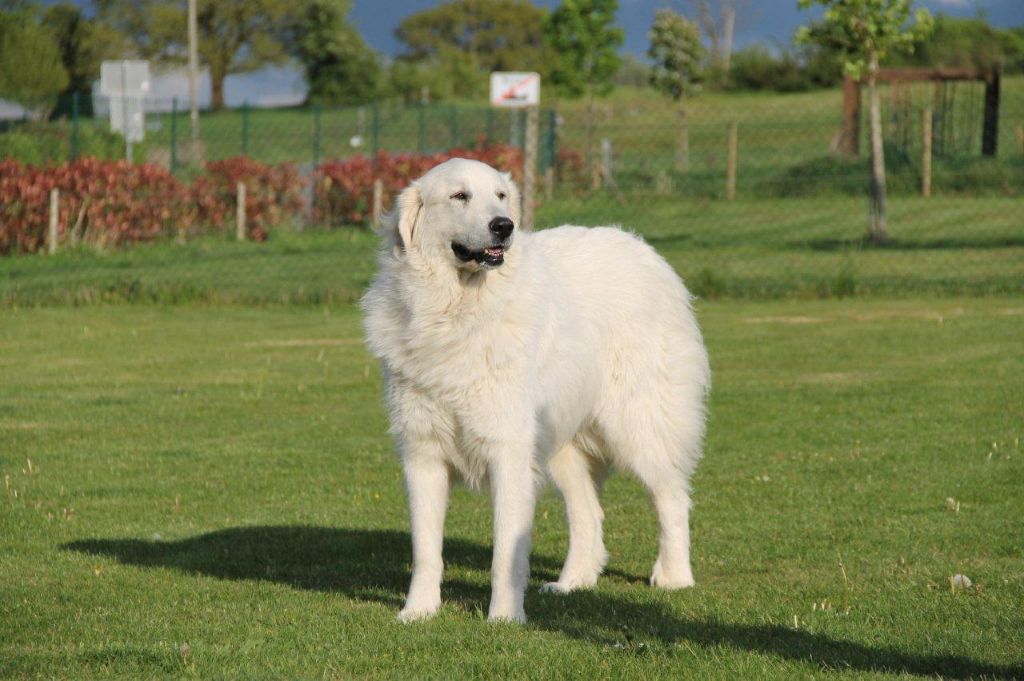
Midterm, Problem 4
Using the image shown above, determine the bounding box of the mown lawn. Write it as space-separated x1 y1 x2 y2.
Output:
2 194 1022 306
1 298 1022 679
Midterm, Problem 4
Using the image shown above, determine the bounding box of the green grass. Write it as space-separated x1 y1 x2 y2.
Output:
2 194 1022 306
2 298 1022 678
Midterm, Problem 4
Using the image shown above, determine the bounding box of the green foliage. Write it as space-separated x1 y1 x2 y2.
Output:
42 4 124 96
889 16 1024 74
0 122 124 164
796 0 933 78
543 0 624 98
0 11 68 116
727 44 842 92
395 0 549 91
647 9 704 102
610 54 650 88
294 0 381 106
95 0 298 109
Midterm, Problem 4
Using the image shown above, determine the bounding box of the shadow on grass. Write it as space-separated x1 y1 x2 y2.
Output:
65 526 1019 679
800 236 1024 252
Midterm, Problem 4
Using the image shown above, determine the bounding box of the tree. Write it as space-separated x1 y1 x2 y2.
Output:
691 0 743 80
394 0 549 100
648 9 704 172
797 0 932 244
543 0 623 99
96 0 298 110
0 11 68 118
42 3 125 114
293 0 381 105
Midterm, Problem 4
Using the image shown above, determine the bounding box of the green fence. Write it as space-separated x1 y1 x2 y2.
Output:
2 80 1023 303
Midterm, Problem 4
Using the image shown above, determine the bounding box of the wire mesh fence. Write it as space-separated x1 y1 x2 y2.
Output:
2 77 1023 305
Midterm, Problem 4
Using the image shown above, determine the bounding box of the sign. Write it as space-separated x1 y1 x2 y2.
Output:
99 60 151 97
100 60 151 145
490 72 540 108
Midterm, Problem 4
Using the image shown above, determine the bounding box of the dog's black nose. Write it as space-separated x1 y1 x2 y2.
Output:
489 217 514 240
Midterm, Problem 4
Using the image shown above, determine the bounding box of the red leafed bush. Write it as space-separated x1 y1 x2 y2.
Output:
192 157 306 238
1 158 192 255
312 142 524 227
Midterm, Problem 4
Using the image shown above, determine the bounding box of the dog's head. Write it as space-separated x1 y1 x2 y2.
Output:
381 158 521 271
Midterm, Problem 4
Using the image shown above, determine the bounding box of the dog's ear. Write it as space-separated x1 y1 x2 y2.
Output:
503 172 523 231
379 184 422 258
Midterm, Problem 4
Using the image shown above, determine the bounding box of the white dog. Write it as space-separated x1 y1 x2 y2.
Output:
362 159 709 623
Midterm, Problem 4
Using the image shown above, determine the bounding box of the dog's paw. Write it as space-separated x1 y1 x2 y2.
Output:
539 575 598 594
649 559 695 590
487 609 527 624
397 604 440 623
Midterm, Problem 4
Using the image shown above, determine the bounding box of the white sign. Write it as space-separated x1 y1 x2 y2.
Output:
490 72 540 108
100 60 151 145
100 60 151 97
110 97 145 142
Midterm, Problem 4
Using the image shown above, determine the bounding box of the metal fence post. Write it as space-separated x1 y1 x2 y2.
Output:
418 103 426 153
170 97 178 172
449 104 457 148
371 101 380 158
70 92 79 161
241 101 250 156
313 104 321 167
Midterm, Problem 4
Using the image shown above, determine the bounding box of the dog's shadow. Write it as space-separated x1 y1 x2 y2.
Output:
64 527 1018 679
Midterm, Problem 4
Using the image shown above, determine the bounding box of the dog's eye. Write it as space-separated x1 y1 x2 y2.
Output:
450 191 469 201
497 191 507 200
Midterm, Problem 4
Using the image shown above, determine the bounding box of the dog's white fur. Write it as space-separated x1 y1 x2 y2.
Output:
362 158 709 623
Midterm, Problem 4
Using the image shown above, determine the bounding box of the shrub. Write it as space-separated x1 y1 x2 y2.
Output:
0 158 192 254
191 157 306 239
312 142 524 227
0 121 128 165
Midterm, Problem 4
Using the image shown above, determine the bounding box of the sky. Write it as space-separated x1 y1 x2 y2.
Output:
3 0 1022 114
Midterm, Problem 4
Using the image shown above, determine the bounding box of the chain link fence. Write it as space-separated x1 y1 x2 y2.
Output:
2 78 1023 304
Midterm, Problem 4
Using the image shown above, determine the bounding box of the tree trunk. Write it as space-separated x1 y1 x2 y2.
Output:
866 53 888 244
211 71 226 111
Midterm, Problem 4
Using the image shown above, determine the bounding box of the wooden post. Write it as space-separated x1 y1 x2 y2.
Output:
235 181 246 241
841 75 861 158
372 178 383 227
921 108 932 198
726 121 738 201
522 105 538 232
981 69 1000 157
48 188 59 254
600 138 612 184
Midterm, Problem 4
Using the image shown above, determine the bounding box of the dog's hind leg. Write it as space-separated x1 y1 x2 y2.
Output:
541 443 608 593
398 450 451 622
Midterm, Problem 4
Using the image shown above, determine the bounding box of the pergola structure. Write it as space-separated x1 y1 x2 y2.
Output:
840 67 1001 158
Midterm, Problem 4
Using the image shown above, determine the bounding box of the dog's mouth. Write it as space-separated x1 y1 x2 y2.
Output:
452 242 505 267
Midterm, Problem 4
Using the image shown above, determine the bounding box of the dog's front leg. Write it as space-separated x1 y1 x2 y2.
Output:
398 447 451 623
487 442 536 623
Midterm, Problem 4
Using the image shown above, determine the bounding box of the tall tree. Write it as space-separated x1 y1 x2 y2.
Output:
543 0 623 99
394 0 549 99
797 0 932 243
293 0 381 105
0 10 68 118
42 3 125 114
648 9 704 172
691 0 741 78
96 0 297 110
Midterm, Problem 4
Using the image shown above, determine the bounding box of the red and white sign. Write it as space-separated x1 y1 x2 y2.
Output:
490 72 540 108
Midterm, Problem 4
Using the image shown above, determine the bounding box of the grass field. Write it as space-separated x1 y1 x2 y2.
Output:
3 194 1022 306
2 298 1022 678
